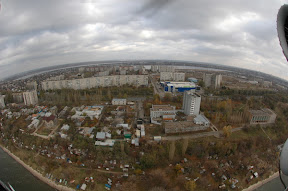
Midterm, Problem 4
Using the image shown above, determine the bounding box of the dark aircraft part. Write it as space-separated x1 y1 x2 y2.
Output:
277 4 288 61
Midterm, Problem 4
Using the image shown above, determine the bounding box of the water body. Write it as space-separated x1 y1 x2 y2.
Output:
255 175 288 191
174 65 227 71
0 148 54 191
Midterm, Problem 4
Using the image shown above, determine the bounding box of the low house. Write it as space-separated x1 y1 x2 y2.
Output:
72 105 104 120
59 132 68 139
150 105 176 124
96 132 106 140
42 114 57 128
95 139 115 147
79 127 95 137
248 108 277 125
61 124 70 131
131 138 139 146
28 118 40 129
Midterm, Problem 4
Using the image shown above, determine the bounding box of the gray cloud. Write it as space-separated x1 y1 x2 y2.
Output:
0 0 287 80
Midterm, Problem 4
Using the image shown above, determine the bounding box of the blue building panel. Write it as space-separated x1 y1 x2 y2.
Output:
177 87 196 92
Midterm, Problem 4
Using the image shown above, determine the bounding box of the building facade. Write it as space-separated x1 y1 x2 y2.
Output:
248 108 277 125
160 72 185 82
182 91 201 116
203 73 222 89
0 95 5 108
150 105 176 124
112 98 127 105
26 81 38 90
161 82 196 93
12 93 24 103
151 65 175 72
23 90 38 105
41 75 149 90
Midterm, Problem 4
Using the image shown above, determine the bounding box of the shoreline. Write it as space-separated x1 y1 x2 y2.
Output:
0 144 280 191
0 145 75 191
242 172 279 191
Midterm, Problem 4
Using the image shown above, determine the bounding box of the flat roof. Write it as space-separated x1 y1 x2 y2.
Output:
151 105 175 111
112 98 126 101
249 108 275 116
194 114 210 123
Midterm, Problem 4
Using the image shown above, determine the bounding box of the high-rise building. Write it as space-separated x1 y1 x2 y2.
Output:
26 81 38 90
214 74 222 89
23 90 38 106
203 73 222 89
160 72 185 81
12 93 24 103
41 75 149 90
182 91 201 116
0 95 5 108
151 65 175 73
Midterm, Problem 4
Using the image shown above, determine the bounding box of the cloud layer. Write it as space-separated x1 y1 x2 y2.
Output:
0 0 287 79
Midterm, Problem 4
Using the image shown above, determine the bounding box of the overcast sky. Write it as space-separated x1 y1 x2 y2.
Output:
0 0 288 80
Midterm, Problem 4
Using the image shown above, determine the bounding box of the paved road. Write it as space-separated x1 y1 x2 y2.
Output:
162 126 244 141
149 74 165 97
137 101 144 119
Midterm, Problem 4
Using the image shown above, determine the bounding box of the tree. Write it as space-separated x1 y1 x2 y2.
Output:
198 80 204 88
185 180 196 191
223 125 232 137
163 93 172 102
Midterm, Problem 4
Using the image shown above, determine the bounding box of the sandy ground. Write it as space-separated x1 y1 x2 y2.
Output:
0 145 76 191
242 172 279 191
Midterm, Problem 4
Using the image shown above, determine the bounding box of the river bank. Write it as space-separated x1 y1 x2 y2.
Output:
0 145 75 191
242 172 279 191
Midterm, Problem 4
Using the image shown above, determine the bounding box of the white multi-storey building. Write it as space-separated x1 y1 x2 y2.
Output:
160 72 185 82
23 90 38 106
159 65 175 72
203 73 222 89
41 75 149 90
182 91 201 116
0 95 5 108
151 65 175 72
112 98 127 105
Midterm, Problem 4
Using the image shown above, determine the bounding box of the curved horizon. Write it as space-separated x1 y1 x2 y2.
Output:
0 1 288 80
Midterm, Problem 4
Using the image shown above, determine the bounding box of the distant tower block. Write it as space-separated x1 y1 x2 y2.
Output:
182 91 201 116
23 90 38 106
0 95 5 108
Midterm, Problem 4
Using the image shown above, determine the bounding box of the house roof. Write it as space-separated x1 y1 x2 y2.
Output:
42 115 56 122
151 105 175 111
96 132 106 139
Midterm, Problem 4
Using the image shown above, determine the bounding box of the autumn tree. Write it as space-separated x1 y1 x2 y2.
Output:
185 180 196 191
163 93 172 102
223 125 232 137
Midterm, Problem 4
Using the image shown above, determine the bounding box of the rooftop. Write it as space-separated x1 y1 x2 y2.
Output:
194 114 210 123
249 108 275 116
112 98 126 101
151 105 176 111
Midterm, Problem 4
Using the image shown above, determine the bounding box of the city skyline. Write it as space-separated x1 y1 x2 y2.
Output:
0 0 288 80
